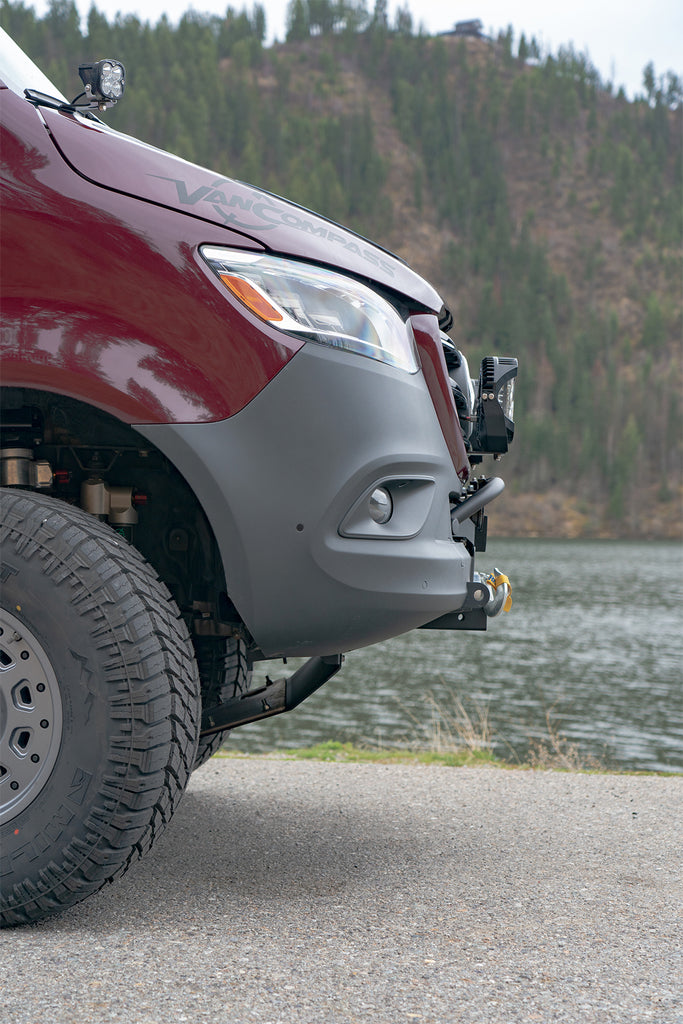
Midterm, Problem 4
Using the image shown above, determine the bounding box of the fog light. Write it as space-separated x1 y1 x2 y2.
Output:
368 487 393 524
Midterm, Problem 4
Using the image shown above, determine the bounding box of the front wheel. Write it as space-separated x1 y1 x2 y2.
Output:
0 489 200 927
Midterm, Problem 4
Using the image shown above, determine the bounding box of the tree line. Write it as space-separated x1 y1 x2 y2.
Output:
1 0 681 534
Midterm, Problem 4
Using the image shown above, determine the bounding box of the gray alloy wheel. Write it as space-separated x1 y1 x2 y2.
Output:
0 607 63 825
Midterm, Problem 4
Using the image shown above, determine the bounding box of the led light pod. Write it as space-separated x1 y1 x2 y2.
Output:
77 59 125 107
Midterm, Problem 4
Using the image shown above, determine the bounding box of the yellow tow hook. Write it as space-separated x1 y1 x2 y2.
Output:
482 568 512 616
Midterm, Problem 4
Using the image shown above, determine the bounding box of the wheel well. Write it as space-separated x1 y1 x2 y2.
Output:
0 388 247 662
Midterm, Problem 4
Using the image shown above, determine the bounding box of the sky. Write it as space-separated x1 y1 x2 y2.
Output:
29 0 683 99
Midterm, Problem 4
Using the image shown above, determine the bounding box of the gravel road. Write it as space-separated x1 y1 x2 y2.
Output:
2 758 682 1024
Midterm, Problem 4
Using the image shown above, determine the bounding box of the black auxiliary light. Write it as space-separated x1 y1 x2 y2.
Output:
75 59 125 109
471 355 518 455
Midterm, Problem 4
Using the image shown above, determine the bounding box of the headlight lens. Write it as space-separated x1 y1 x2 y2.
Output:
99 61 125 100
201 247 419 373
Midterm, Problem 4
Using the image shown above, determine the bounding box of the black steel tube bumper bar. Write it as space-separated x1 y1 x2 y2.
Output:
200 654 344 736
451 476 505 526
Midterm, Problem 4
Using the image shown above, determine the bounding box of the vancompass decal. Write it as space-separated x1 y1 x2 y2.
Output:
151 174 396 277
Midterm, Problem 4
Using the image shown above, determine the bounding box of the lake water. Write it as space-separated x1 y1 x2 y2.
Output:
230 540 683 773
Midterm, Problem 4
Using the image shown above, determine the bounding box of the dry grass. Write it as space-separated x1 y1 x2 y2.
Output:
394 688 606 772
420 692 494 755
527 708 605 772
390 690 494 757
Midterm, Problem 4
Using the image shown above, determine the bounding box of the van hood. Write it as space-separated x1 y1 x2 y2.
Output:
40 106 443 313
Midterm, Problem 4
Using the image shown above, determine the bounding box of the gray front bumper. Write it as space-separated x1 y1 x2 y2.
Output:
137 343 473 657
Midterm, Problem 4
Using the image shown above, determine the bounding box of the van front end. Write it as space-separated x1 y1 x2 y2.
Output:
137 298 517 658
0 25 518 927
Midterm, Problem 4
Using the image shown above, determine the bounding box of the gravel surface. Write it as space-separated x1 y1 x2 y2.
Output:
2 758 682 1024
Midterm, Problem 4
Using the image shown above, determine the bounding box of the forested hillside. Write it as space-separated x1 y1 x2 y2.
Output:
2 0 681 538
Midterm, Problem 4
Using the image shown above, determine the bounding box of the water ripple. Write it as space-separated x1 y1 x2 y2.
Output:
234 539 683 771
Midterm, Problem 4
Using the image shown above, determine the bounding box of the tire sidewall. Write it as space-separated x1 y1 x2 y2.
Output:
1 552 124 880
0 490 193 922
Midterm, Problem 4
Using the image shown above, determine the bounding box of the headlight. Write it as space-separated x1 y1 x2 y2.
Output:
200 247 419 373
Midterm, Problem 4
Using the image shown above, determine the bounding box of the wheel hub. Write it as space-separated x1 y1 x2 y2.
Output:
0 608 63 826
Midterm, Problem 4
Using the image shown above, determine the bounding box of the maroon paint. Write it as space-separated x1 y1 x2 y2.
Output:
0 89 302 424
39 105 443 313
2 88 466 472
411 314 470 482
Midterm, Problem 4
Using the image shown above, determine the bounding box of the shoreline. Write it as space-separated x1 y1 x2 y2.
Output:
486 487 683 540
214 741 682 776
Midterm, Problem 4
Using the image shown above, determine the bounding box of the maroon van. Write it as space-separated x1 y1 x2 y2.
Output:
0 29 517 925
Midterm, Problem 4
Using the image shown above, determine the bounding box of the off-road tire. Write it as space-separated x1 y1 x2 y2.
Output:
0 489 200 927
194 635 251 768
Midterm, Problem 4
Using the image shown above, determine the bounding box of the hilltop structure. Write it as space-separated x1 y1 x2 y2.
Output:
441 19 485 38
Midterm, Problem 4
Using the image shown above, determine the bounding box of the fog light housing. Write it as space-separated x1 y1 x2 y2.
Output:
368 487 393 524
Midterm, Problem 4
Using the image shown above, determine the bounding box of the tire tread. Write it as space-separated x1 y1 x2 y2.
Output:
0 489 200 926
